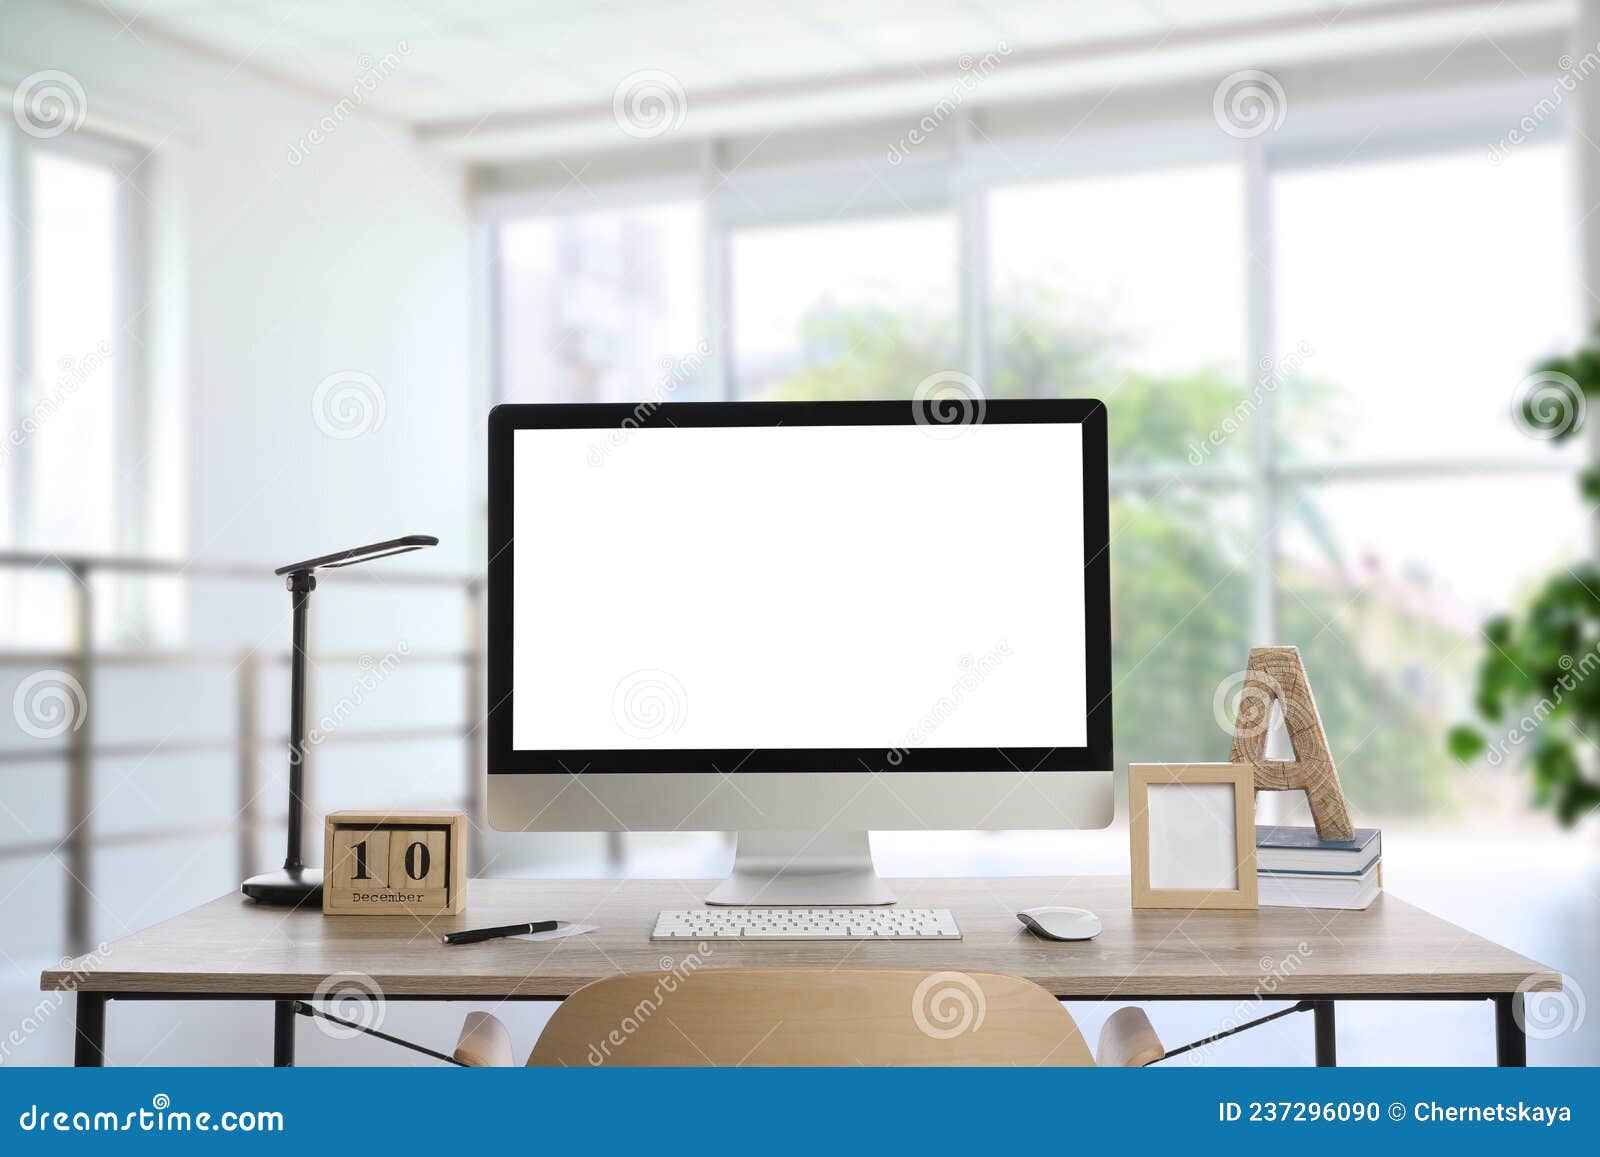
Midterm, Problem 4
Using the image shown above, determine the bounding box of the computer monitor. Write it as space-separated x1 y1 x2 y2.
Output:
487 399 1113 905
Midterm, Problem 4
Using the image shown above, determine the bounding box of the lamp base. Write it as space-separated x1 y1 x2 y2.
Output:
242 866 324 907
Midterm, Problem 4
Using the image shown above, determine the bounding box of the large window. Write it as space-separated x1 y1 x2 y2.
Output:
4 138 141 552
1269 141 1581 815
495 201 706 404
27 149 121 551
2 129 150 646
986 162 1255 773
488 111 1582 823
730 213 959 398
1273 144 1579 464
989 163 1248 415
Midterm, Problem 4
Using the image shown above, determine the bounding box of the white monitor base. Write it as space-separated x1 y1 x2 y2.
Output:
704 830 896 906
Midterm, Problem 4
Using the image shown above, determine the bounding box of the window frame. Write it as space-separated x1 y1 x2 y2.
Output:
3 123 151 558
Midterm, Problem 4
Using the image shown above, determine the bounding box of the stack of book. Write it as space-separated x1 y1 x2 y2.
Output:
1255 825 1382 909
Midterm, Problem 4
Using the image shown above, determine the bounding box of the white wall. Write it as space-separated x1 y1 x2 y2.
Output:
0 0 482 1064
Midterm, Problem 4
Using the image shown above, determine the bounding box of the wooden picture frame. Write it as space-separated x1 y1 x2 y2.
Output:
1129 763 1257 910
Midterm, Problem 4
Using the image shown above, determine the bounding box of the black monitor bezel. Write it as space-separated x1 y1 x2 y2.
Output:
487 399 1111 775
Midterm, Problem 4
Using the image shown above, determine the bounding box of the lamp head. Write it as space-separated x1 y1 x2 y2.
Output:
275 534 439 579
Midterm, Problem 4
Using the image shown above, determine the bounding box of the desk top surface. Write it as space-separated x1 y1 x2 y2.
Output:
43 876 1558 998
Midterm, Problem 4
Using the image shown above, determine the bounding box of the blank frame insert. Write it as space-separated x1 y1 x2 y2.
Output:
1146 783 1239 890
1130 764 1257 910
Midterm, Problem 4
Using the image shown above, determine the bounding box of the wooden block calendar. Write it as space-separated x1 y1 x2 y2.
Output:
323 810 467 916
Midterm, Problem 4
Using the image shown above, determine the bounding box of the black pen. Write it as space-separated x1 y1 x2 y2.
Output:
442 919 559 945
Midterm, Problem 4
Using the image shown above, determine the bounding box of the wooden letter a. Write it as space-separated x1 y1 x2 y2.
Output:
1228 645 1354 842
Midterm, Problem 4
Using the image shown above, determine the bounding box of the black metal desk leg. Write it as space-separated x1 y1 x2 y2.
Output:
74 993 106 1067
1495 993 1527 1067
1313 1000 1337 1066
273 1000 296 1066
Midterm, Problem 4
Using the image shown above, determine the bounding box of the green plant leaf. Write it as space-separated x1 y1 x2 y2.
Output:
1453 332 1600 826
1445 725 1487 763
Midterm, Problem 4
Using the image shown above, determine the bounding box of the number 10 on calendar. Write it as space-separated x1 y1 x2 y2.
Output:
323 811 467 915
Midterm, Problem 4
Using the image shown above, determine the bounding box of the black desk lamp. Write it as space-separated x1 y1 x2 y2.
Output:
242 534 440 906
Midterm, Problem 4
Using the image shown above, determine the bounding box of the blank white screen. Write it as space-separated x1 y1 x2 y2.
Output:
512 423 1087 751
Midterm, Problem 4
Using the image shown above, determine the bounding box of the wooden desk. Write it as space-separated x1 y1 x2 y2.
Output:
44 877 1558 1067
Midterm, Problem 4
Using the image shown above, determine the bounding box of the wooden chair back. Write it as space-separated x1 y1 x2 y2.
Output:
525 968 1094 1066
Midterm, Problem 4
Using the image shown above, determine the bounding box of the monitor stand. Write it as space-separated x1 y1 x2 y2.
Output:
704 830 896 906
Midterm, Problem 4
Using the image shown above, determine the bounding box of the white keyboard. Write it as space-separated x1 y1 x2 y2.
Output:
652 907 961 941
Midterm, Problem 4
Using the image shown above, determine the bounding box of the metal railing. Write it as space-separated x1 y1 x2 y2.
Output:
0 550 484 954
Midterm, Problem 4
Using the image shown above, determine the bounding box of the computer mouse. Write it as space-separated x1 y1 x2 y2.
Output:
1017 906 1102 941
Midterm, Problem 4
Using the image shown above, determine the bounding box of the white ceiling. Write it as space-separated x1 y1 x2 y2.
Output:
96 0 1466 126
